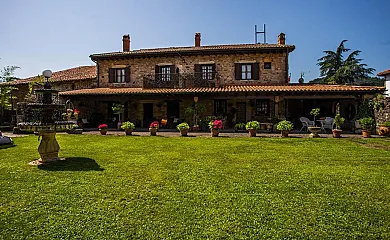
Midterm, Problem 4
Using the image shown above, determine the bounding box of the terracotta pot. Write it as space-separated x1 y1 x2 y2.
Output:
211 129 220 137
281 131 289 137
149 128 157 136
99 129 107 135
332 129 342 138
379 126 390 136
248 129 257 137
191 125 200 132
362 130 371 138
124 129 133 135
180 129 189 136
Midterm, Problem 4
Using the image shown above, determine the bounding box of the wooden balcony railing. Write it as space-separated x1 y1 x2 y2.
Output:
142 72 218 89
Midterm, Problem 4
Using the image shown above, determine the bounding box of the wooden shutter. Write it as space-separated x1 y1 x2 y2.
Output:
170 65 176 80
235 63 241 80
125 66 130 82
155 65 159 80
108 68 115 83
194 64 201 79
212 64 216 80
252 63 260 80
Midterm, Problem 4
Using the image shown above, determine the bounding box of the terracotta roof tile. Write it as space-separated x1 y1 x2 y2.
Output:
3 66 96 86
378 69 390 76
90 43 295 59
59 84 384 96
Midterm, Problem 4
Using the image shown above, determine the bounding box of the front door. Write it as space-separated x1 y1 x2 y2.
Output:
236 102 246 124
143 103 154 127
167 101 180 128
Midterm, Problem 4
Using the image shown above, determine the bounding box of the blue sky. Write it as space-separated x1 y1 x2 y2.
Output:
1 0 389 82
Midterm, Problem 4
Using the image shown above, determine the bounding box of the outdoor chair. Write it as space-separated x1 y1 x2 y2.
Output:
321 117 335 132
354 120 362 133
299 117 314 131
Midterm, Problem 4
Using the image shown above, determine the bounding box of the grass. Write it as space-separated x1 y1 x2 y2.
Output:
1 135 390 239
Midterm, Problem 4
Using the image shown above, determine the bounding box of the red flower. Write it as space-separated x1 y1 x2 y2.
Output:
98 124 108 129
149 121 159 128
209 119 223 130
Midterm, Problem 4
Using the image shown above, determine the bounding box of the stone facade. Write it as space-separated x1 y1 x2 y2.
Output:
375 98 390 127
97 52 288 88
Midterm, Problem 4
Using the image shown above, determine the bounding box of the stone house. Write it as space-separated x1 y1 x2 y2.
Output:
378 69 390 96
58 33 383 129
0 66 96 124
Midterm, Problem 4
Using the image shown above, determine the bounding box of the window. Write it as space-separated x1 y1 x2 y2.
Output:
241 64 252 80
108 67 130 83
214 100 227 116
115 68 125 83
264 62 272 70
235 63 259 80
159 66 171 81
255 99 270 115
201 65 214 80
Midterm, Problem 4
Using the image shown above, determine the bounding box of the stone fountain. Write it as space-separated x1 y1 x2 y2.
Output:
25 70 69 165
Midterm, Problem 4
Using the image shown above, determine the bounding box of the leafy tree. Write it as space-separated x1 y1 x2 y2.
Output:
0 66 20 122
317 40 375 84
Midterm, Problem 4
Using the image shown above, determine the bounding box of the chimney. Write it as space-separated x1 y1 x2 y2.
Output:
195 32 201 47
123 34 130 52
278 33 286 45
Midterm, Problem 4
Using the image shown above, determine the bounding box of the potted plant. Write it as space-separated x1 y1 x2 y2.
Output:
121 121 135 135
276 120 293 137
308 108 321 138
332 114 345 138
68 124 83 134
98 124 108 135
209 119 223 137
234 123 246 132
149 121 159 136
177 122 190 136
245 121 260 137
359 117 374 138
379 121 390 136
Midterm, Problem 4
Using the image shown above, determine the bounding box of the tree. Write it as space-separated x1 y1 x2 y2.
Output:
317 40 375 84
0 66 20 123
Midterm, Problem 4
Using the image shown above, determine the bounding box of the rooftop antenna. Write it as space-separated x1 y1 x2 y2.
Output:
255 24 266 44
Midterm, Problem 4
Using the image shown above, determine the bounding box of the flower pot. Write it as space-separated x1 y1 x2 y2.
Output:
124 129 133 136
379 126 390 136
99 129 107 135
191 125 200 132
149 128 157 136
308 126 321 138
281 131 289 137
362 130 371 138
180 129 188 136
248 129 257 137
211 129 220 137
332 129 342 138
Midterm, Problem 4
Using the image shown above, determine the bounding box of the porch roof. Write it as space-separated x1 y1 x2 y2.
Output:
59 84 384 96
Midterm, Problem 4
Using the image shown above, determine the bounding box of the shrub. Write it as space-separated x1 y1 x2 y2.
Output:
359 117 374 130
381 121 390 127
209 119 223 130
98 124 108 130
276 120 294 131
176 122 190 131
121 121 135 130
234 123 245 130
72 124 81 129
245 121 260 130
334 114 345 129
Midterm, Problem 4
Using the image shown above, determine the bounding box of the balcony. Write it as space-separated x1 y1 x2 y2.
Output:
142 72 218 89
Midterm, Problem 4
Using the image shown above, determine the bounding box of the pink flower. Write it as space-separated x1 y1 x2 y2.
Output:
149 121 159 128
98 124 108 129
209 119 223 130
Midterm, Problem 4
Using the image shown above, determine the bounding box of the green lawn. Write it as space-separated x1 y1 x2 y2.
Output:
1 135 390 239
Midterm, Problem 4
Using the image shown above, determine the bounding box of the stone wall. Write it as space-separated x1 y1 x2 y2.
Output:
97 52 288 88
375 98 390 126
